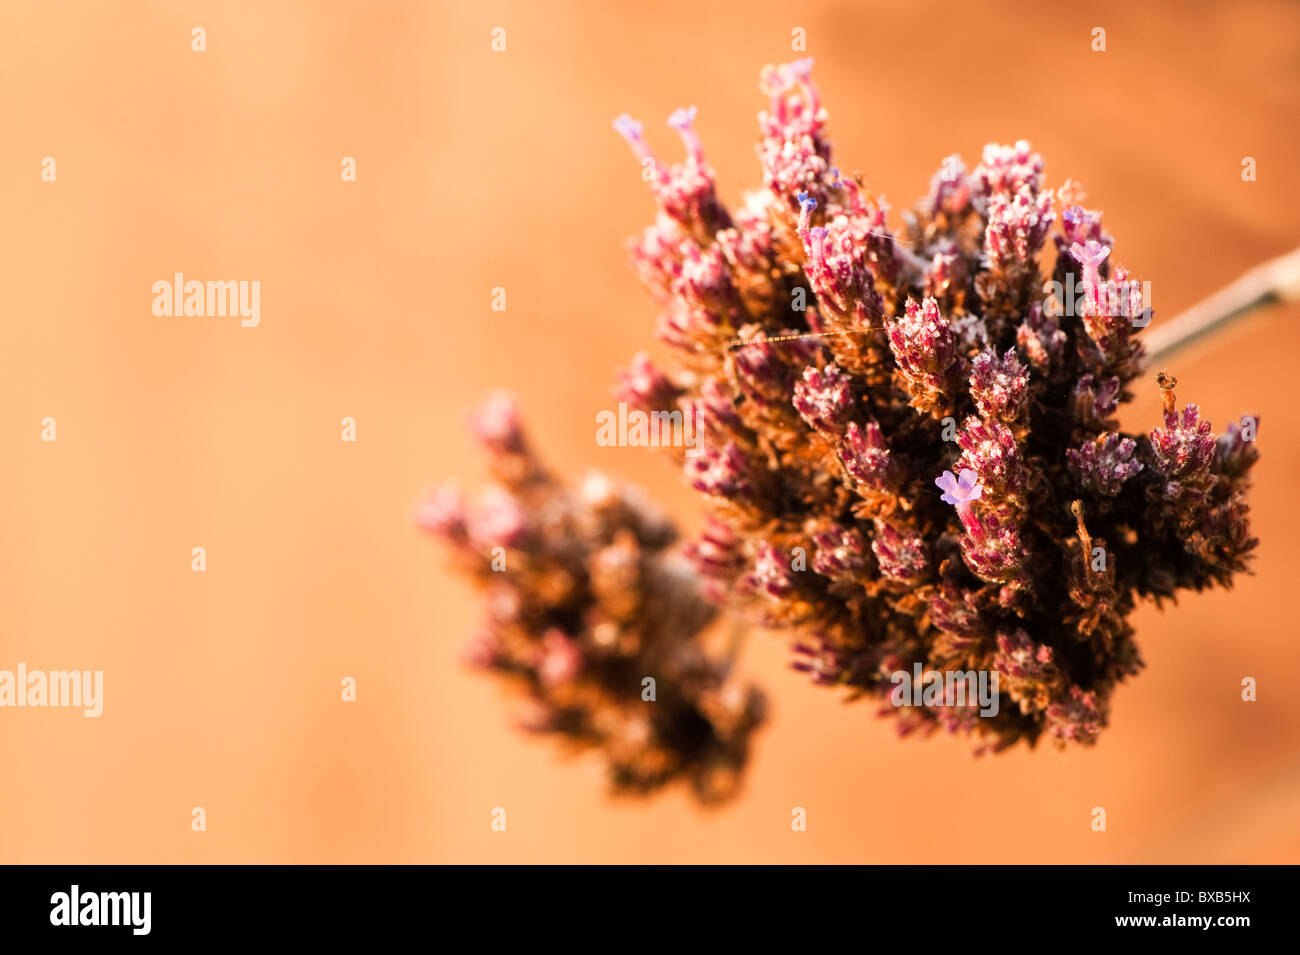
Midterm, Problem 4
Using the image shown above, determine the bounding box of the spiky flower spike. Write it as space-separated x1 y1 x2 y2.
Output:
419 392 765 802
613 61 1258 751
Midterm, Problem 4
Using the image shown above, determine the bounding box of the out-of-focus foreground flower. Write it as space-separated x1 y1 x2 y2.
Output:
612 59 1259 751
419 392 765 802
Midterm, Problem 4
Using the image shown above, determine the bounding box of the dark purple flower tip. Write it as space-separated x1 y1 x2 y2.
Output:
838 420 892 487
462 628 501 669
887 297 959 391
807 225 828 269
1216 415 1261 477
538 629 584 688
1015 300 1066 372
993 629 1056 680
1061 205 1104 246
747 541 797 598
793 363 855 435
415 482 468 539
969 347 1030 423
811 524 870 580
957 417 1024 499
468 390 525 456
1045 686 1104 744
614 351 682 412
984 186 1055 265
685 441 754 499
729 328 790 406
956 506 1025 582
1149 402 1216 481
1071 374 1122 425
794 191 819 242
690 378 745 436
468 485 527 549
974 140 1045 199
1067 433 1143 496
871 519 930 583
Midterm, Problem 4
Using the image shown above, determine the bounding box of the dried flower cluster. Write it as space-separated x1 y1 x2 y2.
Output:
419 393 765 801
612 59 1259 750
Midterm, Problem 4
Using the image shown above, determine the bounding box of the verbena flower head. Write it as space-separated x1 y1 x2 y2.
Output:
613 60 1259 751
420 392 765 801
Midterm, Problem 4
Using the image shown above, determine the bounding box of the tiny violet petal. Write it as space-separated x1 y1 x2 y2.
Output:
666 105 697 130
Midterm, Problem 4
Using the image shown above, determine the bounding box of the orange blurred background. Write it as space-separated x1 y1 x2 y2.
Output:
1 0 1298 863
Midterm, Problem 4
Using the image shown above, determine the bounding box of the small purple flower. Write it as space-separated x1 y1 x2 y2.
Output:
1069 239 1111 317
667 105 704 164
686 517 746 601
1060 205 1104 247
1069 239 1111 271
612 114 654 163
797 205 888 336
935 469 983 507
613 107 731 239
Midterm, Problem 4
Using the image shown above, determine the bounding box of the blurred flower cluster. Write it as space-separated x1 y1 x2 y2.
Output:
419 392 765 802
611 59 1259 751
